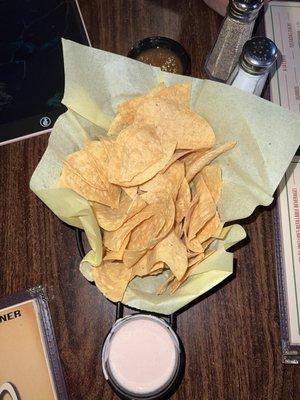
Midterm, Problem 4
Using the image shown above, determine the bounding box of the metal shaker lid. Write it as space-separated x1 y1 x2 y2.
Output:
228 0 264 22
240 36 279 75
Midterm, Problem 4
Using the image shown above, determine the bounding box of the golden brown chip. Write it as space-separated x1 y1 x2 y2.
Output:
182 195 199 239
103 235 130 261
185 142 235 182
147 230 188 280
93 261 132 302
149 262 165 276
148 268 164 276
169 248 217 293
188 253 205 267
123 195 175 266
142 194 176 248
103 205 155 252
131 254 164 278
134 97 215 150
188 174 216 239
59 144 121 208
160 149 194 173
175 178 191 223
186 236 204 253
194 212 221 244
108 83 191 136
140 161 184 201
174 221 184 238
108 124 176 187
91 192 146 231
109 125 163 181
123 187 138 199
123 249 147 268
122 214 165 266
201 165 222 204
153 83 191 108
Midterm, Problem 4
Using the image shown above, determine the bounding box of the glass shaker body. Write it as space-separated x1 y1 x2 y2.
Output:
227 65 268 95
227 36 279 96
205 16 255 82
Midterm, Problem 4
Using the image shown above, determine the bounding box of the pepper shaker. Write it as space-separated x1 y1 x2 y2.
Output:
205 0 264 82
227 36 279 96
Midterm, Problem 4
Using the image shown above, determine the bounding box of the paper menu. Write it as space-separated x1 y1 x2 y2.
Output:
277 158 300 346
0 288 68 399
265 1 300 113
265 2 300 351
0 299 57 399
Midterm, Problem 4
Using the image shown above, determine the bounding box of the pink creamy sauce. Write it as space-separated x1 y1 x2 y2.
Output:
108 318 177 394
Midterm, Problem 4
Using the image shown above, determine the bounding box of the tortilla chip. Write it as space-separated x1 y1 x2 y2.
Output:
134 97 215 150
140 161 185 201
59 142 121 208
108 83 191 136
123 195 175 266
148 230 188 280
148 264 165 276
182 195 199 239
188 174 216 239
186 236 204 253
123 187 138 199
103 235 130 261
201 165 222 204
131 254 164 278
108 124 176 187
174 221 184 238
153 83 191 108
195 212 222 244
91 192 146 231
175 178 191 223
185 142 236 182
93 261 132 302
103 205 155 251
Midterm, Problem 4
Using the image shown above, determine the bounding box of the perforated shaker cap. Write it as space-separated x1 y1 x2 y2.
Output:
228 0 264 22
240 36 279 75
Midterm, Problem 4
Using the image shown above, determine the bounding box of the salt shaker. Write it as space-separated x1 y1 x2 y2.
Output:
227 36 278 96
205 0 264 82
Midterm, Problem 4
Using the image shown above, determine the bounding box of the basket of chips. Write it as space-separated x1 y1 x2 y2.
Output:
30 40 299 314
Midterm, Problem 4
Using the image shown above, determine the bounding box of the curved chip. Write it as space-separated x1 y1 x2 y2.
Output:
188 174 216 239
175 178 191 223
147 230 188 281
58 140 120 208
108 124 176 187
123 195 175 267
103 234 130 261
140 161 185 201
184 142 235 182
108 83 191 136
93 261 132 302
103 205 155 252
201 164 222 204
134 97 215 150
91 192 146 231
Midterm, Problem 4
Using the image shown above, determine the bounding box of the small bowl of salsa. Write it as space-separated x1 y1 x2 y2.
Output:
128 36 191 75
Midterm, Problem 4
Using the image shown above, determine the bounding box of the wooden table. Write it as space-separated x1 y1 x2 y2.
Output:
0 1 299 399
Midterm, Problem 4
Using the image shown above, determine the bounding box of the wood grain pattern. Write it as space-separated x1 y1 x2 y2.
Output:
0 1 299 399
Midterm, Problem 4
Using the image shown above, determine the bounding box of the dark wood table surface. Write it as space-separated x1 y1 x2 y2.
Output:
0 1 299 399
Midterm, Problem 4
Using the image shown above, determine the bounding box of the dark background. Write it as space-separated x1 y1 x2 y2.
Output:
0 1 299 399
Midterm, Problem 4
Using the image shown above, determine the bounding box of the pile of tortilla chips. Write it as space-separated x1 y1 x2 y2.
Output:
58 83 235 302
